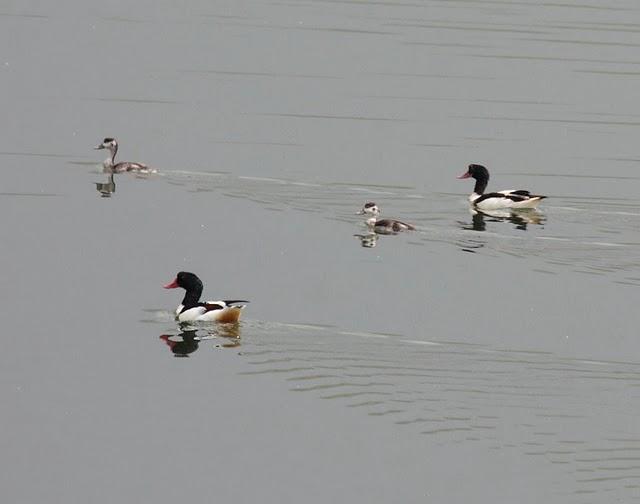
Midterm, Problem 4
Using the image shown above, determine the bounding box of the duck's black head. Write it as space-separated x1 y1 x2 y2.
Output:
457 164 490 194
164 271 203 292
458 164 489 181
164 271 204 306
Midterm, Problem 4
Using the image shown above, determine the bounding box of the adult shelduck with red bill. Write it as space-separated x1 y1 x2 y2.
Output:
164 271 248 323
458 164 546 210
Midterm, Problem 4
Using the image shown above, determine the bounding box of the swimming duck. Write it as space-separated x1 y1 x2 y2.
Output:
457 164 546 210
357 202 415 234
94 137 157 174
163 271 248 323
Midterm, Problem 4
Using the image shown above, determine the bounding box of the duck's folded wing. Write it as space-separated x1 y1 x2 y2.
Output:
499 189 533 197
395 220 415 231
204 299 249 308
200 302 225 312
474 192 522 205
223 299 249 306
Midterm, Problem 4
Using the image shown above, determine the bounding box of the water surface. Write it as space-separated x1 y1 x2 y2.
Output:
2 1 640 502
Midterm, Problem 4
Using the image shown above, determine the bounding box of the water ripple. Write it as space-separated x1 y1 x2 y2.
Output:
219 319 640 499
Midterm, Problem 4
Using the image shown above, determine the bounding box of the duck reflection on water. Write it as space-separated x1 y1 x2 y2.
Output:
462 208 546 232
95 171 115 198
159 324 242 357
354 232 379 248
160 330 200 357
211 322 241 347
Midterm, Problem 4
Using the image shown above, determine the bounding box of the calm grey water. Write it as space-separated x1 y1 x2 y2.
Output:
3 1 640 502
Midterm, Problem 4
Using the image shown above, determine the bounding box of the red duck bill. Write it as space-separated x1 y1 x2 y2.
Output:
163 278 179 289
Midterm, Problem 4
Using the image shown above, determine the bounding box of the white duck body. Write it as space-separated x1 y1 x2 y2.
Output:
469 189 545 210
460 164 546 210
175 301 246 323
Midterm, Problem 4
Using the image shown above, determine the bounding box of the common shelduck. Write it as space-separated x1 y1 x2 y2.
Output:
163 271 248 323
95 137 157 174
457 164 546 210
357 202 415 234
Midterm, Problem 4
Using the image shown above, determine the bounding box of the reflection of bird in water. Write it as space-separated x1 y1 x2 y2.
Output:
457 164 546 210
354 233 379 248
164 271 249 323
357 202 415 234
94 137 157 174
160 324 242 356
214 323 242 348
463 208 546 232
214 322 241 339
160 331 200 357
95 171 116 198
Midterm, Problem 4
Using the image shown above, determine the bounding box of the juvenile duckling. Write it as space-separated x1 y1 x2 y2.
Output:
94 137 157 174
357 202 415 234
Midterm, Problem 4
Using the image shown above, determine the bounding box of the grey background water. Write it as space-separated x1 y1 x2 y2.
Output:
2 1 640 502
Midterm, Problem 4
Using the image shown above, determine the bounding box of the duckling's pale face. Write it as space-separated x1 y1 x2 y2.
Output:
95 138 117 151
357 202 380 216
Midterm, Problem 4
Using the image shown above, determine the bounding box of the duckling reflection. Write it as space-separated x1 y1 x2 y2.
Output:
462 208 545 232
95 171 115 198
160 330 200 357
356 202 415 235
354 233 379 248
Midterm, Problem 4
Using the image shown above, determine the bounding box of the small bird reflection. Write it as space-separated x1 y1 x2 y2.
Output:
95 171 116 198
354 233 379 248
461 208 545 232
159 324 242 357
